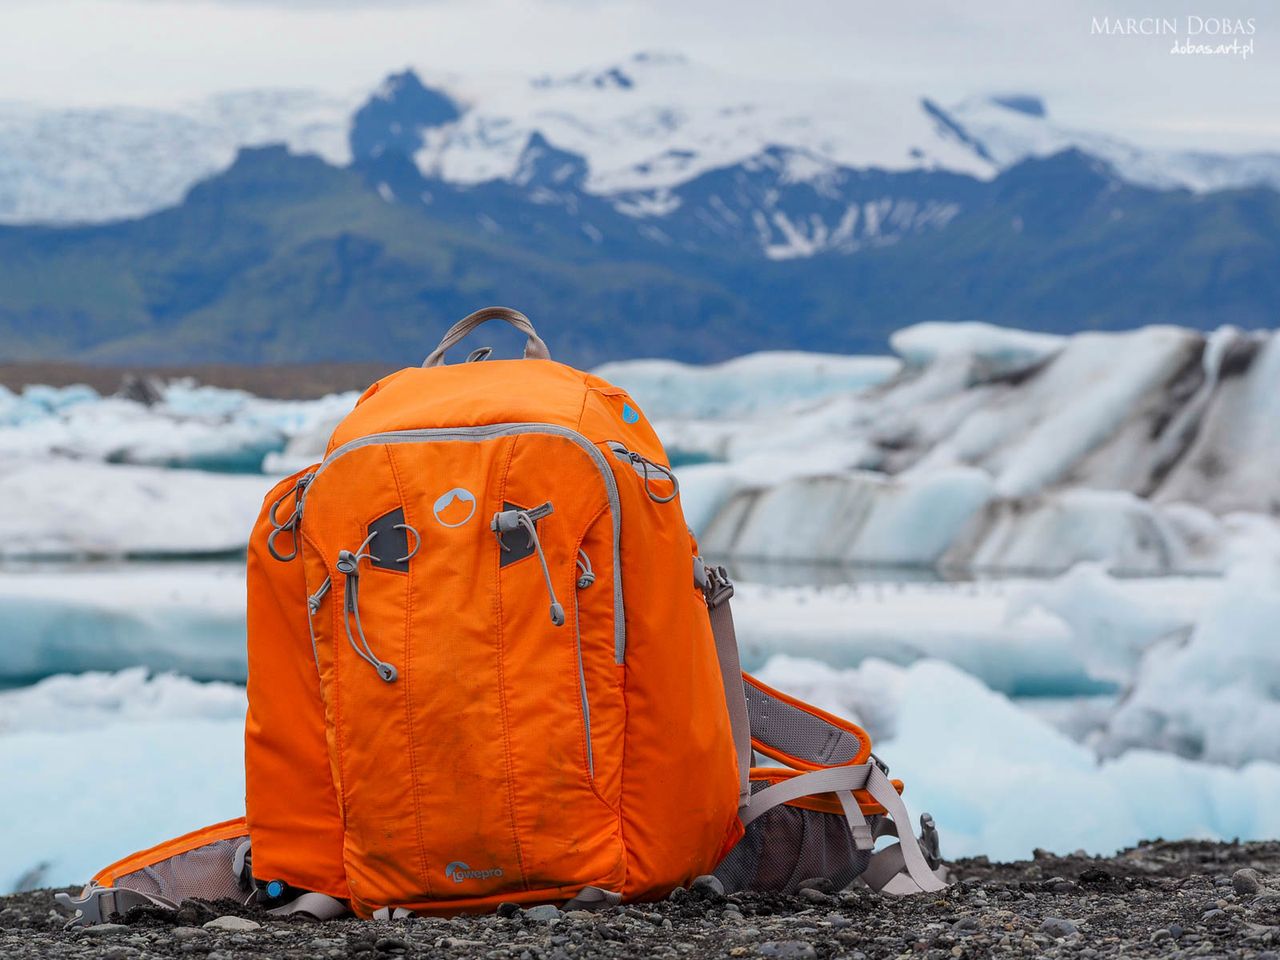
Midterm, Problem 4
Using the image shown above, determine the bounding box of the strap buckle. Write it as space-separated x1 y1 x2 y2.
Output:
702 564 735 609
55 885 172 929
919 813 942 870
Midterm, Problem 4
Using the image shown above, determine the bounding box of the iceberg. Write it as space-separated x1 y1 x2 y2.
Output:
754 656 1280 862
0 563 247 684
594 351 900 420
0 671 246 893
686 323 1280 575
0 381 356 473
0 462 269 560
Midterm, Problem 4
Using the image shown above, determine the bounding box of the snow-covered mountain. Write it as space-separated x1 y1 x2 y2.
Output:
936 94 1280 193
2 52 1276 227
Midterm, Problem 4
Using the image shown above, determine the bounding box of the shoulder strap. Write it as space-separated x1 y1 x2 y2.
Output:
697 559 751 806
699 561 948 895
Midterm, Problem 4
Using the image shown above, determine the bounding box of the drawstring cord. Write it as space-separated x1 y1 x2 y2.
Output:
337 530 398 683
628 451 679 503
492 504 565 626
576 549 595 589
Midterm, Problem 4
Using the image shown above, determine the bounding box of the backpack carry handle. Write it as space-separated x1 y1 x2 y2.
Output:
423 306 551 367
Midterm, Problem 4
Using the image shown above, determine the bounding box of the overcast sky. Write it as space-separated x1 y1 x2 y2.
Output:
1 0 1276 152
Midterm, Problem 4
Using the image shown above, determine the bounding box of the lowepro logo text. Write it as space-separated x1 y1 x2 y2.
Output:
444 861 504 884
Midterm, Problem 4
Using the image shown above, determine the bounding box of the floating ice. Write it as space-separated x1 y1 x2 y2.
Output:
594 351 899 420
754 656 1280 862
0 461 269 560
688 324 1280 575
0 563 247 684
0 381 355 472
0 670 245 893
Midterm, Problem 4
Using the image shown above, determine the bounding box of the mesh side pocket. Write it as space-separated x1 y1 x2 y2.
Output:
745 681 862 767
115 836 249 904
714 793 875 894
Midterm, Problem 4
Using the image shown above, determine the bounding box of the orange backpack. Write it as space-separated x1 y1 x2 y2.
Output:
59 308 945 927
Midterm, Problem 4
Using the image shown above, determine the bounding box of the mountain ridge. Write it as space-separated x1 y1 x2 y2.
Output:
0 133 1276 367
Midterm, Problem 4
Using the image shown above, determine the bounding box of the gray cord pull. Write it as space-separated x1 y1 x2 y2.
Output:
423 306 551 367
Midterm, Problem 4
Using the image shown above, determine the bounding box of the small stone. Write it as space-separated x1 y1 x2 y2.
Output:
1232 868 1262 896
691 874 726 898
757 941 817 959
1151 929 1173 942
1201 908 1226 921
496 901 522 919
796 878 836 895
172 927 206 940
1039 917 1078 939
1044 877 1074 893
81 923 130 936
798 888 831 905
202 916 261 932
375 936 409 954
523 904 562 922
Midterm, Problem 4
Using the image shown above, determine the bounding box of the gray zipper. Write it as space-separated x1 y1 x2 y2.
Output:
304 422 627 664
573 587 594 780
301 536 324 669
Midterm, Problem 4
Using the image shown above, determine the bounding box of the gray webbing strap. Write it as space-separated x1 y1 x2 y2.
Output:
861 765 948 894
423 306 551 367
55 884 176 929
708 595 752 807
372 906 414 919
267 891 350 920
740 763 872 829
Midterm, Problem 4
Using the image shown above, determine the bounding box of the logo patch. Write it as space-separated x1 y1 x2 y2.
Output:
444 861 504 883
433 488 477 528
621 402 640 424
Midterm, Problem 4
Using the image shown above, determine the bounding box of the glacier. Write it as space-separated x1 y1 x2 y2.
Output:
4 55 1279 228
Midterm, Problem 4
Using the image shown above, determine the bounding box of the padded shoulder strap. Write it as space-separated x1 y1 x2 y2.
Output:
699 559 751 806
701 564 948 895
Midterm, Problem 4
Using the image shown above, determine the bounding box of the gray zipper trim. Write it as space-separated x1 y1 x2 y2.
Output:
304 422 627 664
301 539 323 670
573 587 594 780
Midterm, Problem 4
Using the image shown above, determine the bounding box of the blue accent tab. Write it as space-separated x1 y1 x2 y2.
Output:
266 880 284 899
621 402 640 424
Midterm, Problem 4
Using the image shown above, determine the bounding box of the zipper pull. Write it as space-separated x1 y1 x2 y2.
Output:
492 503 565 627
337 534 398 683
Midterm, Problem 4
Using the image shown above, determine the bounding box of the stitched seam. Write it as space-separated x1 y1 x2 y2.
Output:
573 503 619 813
384 445 433 900
576 376 630 891
496 436 530 890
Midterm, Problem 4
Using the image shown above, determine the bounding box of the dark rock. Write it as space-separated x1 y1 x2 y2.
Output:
690 875 725 899
495 902 522 919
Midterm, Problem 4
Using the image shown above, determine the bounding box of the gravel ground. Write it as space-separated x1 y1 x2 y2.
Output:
4 840 1279 959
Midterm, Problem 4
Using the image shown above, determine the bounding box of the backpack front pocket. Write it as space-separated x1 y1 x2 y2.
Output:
300 425 626 911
